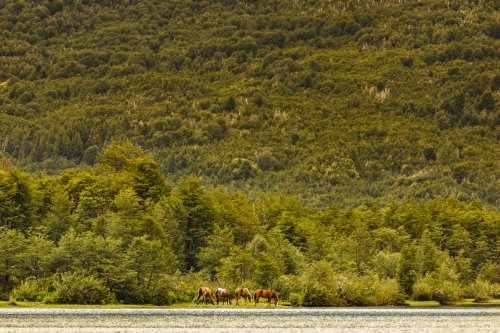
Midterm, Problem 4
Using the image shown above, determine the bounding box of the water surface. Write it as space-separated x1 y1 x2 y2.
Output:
0 307 498 332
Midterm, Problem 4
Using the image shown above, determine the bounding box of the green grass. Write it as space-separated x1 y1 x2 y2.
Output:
0 300 282 308
2 299 499 308
406 299 500 307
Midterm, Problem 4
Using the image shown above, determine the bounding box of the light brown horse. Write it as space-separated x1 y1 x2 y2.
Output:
196 287 215 305
214 288 232 305
254 289 279 306
234 287 252 305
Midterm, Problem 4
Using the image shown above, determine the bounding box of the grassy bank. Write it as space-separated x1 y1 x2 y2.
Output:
2 299 499 309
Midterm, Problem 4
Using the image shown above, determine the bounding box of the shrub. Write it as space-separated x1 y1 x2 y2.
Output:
432 280 463 305
275 275 303 301
302 261 346 306
13 278 50 302
372 279 406 306
149 284 178 306
289 293 303 306
342 276 404 306
412 278 433 301
51 271 114 304
471 279 492 303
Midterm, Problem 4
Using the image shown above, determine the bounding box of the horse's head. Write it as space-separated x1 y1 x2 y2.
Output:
274 291 279 306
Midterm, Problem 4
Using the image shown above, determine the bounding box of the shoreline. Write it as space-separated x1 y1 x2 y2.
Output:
1 299 499 309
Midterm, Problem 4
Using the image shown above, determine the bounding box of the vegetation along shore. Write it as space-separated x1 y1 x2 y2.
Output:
0 0 498 307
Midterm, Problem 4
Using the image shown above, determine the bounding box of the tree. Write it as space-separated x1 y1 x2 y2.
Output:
42 186 74 242
302 261 343 306
178 176 215 271
196 225 234 278
127 236 177 289
216 245 256 285
17 234 55 280
129 157 171 203
224 96 236 111
478 89 495 111
397 245 418 296
0 169 33 230
0 227 27 293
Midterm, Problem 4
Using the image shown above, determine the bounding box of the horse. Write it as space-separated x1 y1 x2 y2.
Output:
234 287 252 305
254 289 279 306
214 288 232 305
196 287 215 305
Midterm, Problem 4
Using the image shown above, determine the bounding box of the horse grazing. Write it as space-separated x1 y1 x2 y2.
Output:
234 287 252 305
254 289 279 306
214 288 232 305
196 287 215 305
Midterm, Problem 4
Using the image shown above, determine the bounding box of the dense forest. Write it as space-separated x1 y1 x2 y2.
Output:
1 144 499 305
0 0 498 207
0 0 499 305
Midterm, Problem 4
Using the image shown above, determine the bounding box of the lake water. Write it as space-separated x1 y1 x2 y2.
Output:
0 307 498 332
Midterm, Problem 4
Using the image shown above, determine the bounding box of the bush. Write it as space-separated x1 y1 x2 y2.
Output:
412 278 433 301
275 275 303 301
372 279 406 306
13 278 50 302
471 279 492 303
51 271 114 304
302 261 346 306
289 293 303 306
149 284 178 306
432 281 463 305
412 274 463 304
342 276 404 306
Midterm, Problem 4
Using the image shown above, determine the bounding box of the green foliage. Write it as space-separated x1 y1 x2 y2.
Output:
51 271 114 305
341 276 404 306
0 169 33 230
302 261 344 307
288 293 303 307
13 278 50 302
397 245 418 296
0 145 498 305
0 0 497 209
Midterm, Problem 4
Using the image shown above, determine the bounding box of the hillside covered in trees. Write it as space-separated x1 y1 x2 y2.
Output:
0 0 499 306
0 0 498 207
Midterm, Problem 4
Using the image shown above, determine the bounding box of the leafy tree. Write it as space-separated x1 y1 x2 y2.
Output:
216 245 256 285
196 225 234 278
397 245 418 296
0 169 33 230
129 157 171 203
17 234 55 280
0 227 27 294
302 261 343 307
178 176 215 271
127 236 176 289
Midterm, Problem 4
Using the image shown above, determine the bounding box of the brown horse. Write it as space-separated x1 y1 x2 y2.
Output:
254 289 279 306
214 288 232 305
234 287 252 305
196 287 215 305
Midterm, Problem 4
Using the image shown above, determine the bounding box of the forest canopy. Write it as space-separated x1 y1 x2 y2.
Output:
0 144 499 305
0 0 498 208
0 0 498 306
